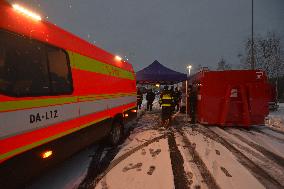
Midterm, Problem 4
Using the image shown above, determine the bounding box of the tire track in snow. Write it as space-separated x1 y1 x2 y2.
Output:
167 130 190 189
177 128 221 189
212 127 284 185
78 145 107 189
224 130 284 168
266 127 284 136
194 125 283 189
249 128 284 143
79 111 149 189
219 128 284 185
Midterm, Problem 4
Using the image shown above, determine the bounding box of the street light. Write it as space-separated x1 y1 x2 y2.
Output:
187 65 192 76
185 65 192 121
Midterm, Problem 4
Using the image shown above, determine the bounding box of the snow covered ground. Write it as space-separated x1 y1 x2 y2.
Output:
92 109 284 189
26 101 284 189
266 103 284 132
95 113 174 189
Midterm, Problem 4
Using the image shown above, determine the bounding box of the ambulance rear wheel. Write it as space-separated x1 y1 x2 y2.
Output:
108 121 123 146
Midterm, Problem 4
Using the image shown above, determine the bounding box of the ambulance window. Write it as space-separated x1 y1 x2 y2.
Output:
0 30 73 97
46 46 73 94
0 31 50 96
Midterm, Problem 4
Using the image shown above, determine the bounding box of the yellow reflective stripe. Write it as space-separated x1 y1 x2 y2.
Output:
123 105 136 112
162 97 173 100
0 92 136 112
0 116 109 162
162 94 173 100
68 51 135 80
78 93 136 102
162 104 172 107
0 97 77 112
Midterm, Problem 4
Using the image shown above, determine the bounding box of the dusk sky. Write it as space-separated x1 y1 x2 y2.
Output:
8 0 284 73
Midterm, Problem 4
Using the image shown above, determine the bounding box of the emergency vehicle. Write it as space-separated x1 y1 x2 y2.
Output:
0 1 137 187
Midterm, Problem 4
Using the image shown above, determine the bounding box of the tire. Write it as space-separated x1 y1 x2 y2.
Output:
108 121 123 146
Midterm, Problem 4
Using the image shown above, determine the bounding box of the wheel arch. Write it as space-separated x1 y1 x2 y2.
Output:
111 113 124 126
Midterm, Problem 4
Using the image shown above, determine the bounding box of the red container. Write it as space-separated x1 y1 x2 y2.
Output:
189 70 270 127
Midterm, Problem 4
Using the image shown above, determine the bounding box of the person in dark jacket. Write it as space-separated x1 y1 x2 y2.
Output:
160 86 174 127
169 86 175 112
146 89 155 111
173 87 182 111
137 88 143 109
188 85 197 123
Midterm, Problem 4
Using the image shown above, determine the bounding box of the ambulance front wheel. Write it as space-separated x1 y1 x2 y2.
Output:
108 121 123 146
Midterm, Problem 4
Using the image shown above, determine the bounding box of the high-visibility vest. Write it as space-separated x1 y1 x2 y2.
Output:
161 91 173 107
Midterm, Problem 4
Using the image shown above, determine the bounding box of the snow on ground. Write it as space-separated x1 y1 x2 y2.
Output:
228 127 284 158
209 126 284 185
93 111 284 189
95 135 173 189
118 114 161 156
95 104 175 189
266 103 284 132
178 126 265 189
256 125 284 140
174 133 209 189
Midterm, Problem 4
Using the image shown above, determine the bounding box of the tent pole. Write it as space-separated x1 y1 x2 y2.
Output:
186 80 188 121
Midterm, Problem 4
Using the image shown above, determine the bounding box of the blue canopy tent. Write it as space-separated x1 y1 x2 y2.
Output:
136 60 187 84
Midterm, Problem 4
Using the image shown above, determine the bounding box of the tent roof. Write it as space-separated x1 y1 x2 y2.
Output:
136 60 187 84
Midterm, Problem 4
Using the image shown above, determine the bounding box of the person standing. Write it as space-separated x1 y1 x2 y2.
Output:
160 86 174 127
174 87 182 111
137 88 143 109
170 86 175 112
146 89 155 111
188 85 197 123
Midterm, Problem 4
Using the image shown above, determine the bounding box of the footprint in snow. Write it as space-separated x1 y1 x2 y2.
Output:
147 166 156 175
220 166 232 177
187 171 193 179
141 149 146 155
122 162 143 172
135 138 143 143
149 148 161 157
215 149 220 155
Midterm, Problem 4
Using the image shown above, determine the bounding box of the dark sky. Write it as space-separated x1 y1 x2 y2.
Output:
8 0 284 73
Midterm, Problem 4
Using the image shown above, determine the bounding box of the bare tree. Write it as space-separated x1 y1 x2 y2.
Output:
193 64 203 74
196 64 202 71
241 32 284 78
241 39 256 70
217 58 231 70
